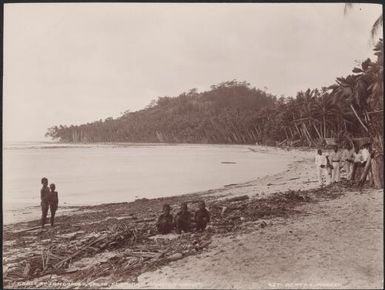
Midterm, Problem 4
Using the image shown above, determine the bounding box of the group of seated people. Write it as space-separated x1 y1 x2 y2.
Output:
156 201 210 234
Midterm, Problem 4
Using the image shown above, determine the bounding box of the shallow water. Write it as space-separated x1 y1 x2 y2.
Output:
3 142 292 224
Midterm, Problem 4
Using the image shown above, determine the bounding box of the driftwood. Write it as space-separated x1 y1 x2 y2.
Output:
13 226 43 234
134 218 156 223
225 195 249 202
49 234 107 272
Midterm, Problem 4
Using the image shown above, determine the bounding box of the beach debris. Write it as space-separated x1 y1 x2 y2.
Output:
13 226 44 234
221 162 237 164
225 195 249 202
3 182 350 287
22 263 32 278
167 252 183 261
224 183 238 187
135 218 156 223
259 221 267 228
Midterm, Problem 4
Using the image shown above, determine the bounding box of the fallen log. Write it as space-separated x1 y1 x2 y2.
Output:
225 195 249 202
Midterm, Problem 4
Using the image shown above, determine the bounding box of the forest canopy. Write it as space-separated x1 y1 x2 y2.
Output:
46 40 383 149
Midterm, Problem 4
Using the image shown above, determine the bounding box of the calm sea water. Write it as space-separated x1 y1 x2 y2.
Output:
3 142 291 222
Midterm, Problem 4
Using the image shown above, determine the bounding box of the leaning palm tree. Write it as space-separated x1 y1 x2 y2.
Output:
344 3 383 39
330 39 384 188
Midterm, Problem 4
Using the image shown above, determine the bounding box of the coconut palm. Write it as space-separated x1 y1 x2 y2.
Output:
344 3 383 39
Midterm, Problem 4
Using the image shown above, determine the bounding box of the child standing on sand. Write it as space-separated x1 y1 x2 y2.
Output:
40 177 51 228
49 183 59 226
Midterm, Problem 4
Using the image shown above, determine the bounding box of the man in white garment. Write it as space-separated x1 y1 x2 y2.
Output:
351 146 363 181
360 143 372 185
361 144 370 164
329 145 342 183
315 149 330 186
341 144 354 179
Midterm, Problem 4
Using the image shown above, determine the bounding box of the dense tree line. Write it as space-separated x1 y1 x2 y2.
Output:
46 80 278 144
46 40 382 147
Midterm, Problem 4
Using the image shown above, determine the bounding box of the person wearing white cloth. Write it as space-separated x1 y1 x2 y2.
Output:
361 144 370 164
341 144 354 179
315 149 330 186
351 146 363 181
329 145 342 183
360 143 372 184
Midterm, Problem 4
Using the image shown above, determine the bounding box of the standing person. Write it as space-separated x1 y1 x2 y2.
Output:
359 143 373 185
49 184 59 226
156 204 174 234
195 201 210 232
351 146 363 181
361 144 371 165
329 145 342 183
341 144 354 179
315 149 329 186
175 202 192 234
325 151 333 183
40 177 50 228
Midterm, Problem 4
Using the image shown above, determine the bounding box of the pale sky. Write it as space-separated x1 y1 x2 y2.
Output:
3 3 383 142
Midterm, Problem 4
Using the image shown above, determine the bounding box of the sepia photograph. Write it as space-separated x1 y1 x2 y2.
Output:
2 2 384 289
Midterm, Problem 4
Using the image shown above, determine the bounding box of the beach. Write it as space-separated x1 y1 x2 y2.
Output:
2 146 383 289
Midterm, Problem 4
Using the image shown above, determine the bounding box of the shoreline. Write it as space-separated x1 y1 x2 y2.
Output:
3 145 308 226
4 146 381 289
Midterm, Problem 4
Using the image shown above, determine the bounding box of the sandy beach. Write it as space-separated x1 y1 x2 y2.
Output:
133 185 383 289
3 147 383 289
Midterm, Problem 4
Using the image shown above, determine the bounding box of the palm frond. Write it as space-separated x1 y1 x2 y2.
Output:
371 14 383 39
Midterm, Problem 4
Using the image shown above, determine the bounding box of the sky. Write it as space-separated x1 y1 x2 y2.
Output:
3 3 383 142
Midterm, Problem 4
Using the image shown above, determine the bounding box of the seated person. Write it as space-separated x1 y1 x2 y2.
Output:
156 204 174 234
49 183 59 226
195 201 210 232
175 202 192 234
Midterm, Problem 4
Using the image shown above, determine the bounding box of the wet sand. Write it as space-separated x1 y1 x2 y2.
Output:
3 146 383 289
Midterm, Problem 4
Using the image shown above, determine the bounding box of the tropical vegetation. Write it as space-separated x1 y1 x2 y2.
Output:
46 39 383 187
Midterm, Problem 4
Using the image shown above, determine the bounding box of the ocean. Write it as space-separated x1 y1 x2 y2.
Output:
3 142 292 224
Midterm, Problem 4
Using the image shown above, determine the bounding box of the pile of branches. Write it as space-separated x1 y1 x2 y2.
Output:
5 183 350 288
5 219 212 287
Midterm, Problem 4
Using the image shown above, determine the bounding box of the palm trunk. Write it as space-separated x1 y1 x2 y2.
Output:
323 115 326 138
301 123 312 146
312 123 322 141
371 152 384 188
284 128 289 140
350 104 369 133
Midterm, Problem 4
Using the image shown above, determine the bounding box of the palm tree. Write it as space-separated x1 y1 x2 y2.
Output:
330 39 383 188
344 3 383 39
